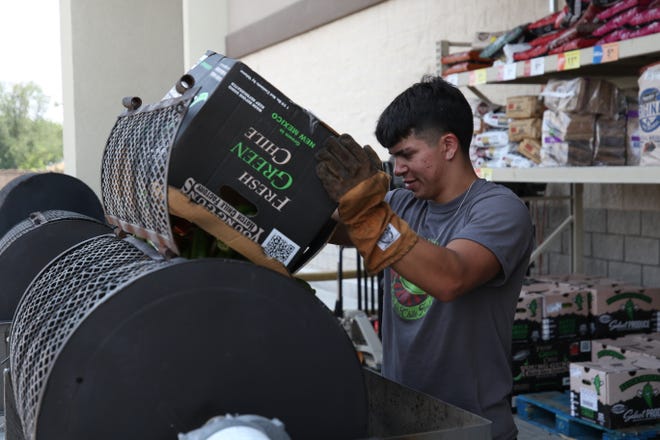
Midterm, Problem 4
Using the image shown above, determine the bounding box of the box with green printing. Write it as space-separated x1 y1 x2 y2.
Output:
570 357 660 429
590 285 660 338
163 51 339 272
541 286 592 341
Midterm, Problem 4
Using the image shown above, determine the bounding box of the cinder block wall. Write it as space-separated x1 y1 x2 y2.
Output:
530 185 660 287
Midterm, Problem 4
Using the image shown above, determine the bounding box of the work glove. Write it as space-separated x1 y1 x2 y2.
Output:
315 134 417 274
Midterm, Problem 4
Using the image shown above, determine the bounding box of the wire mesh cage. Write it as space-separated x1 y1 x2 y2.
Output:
9 234 174 440
101 91 195 255
0 210 104 256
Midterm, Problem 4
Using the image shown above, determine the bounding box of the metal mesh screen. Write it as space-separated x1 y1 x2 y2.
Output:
101 94 193 255
0 210 104 256
9 234 174 440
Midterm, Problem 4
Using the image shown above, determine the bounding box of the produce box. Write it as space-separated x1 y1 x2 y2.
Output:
512 338 591 395
513 291 543 343
570 356 660 429
103 50 339 273
592 334 660 362
590 285 660 339
541 286 592 341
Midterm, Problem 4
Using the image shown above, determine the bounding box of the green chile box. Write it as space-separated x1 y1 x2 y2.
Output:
165 51 338 272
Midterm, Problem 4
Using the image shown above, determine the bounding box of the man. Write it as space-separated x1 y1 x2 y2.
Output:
315 76 534 440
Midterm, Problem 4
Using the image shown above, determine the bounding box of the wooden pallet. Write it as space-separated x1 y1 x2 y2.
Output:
515 391 660 440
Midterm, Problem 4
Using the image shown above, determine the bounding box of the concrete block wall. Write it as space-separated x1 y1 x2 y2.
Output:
531 204 660 287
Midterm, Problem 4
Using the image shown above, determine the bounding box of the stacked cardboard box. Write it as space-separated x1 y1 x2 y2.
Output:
592 334 660 362
507 96 544 165
512 275 660 397
571 331 660 428
512 280 592 394
590 284 660 339
570 351 660 429
540 77 626 167
570 333 660 428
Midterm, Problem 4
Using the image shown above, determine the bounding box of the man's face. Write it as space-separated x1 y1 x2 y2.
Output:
388 133 446 202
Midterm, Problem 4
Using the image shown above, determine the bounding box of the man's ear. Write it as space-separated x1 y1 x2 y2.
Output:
440 133 460 160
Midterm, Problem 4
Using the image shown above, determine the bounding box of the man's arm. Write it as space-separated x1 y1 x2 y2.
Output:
316 134 505 301
328 205 501 301
390 237 501 302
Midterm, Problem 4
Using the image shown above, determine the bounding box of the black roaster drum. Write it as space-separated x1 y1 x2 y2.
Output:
9 234 368 440
0 210 112 322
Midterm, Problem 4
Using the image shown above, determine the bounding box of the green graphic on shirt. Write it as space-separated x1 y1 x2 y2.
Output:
391 269 433 321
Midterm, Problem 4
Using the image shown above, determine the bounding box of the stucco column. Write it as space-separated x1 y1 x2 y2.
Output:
60 0 185 195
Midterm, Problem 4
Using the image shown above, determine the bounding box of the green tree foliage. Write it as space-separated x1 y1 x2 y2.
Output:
0 82 63 170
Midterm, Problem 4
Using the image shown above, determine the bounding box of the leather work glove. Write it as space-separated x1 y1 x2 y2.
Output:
315 134 382 200
316 134 418 274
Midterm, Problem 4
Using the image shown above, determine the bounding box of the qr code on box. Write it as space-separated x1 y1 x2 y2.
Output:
262 228 300 266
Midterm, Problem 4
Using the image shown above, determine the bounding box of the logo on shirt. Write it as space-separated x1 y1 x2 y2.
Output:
391 269 433 320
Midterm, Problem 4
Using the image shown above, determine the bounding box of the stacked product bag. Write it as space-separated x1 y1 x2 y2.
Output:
540 77 623 166
469 100 505 168
440 49 493 75
627 99 642 165
507 95 545 165
639 61 660 165
469 99 537 169
478 1 660 65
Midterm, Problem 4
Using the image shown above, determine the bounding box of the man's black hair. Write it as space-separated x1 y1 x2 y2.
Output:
375 75 473 155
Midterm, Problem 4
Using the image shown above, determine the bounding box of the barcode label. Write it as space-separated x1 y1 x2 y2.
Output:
262 228 300 266
580 388 598 411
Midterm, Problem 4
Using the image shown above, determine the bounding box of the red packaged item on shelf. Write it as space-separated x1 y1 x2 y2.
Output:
442 61 493 75
441 50 493 65
548 27 579 50
596 0 649 21
529 30 565 46
628 20 660 38
596 27 634 44
629 3 660 26
514 44 549 61
528 10 563 35
549 37 599 54
574 2 607 34
593 7 641 36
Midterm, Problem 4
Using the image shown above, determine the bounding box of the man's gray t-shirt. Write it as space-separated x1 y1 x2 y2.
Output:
381 178 534 440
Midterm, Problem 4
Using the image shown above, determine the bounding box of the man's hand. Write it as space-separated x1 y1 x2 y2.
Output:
315 134 382 202
314 134 417 275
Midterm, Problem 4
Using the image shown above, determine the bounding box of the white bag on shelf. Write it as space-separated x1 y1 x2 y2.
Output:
638 62 660 166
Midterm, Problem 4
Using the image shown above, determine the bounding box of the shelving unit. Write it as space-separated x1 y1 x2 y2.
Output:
437 33 660 274
440 33 660 87
475 165 660 184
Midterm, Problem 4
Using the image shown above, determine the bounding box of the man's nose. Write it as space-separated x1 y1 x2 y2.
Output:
393 161 406 176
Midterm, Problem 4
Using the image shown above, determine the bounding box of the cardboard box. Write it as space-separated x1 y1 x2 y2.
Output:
590 285 660 339
517 138 542 164
521 279 572 294
592 334 660 362
512 338 591 395
513 292 544 343
508 118 541 142
570 357 660 429
161 51 339 272
541 286 592 341
506 95 543 119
